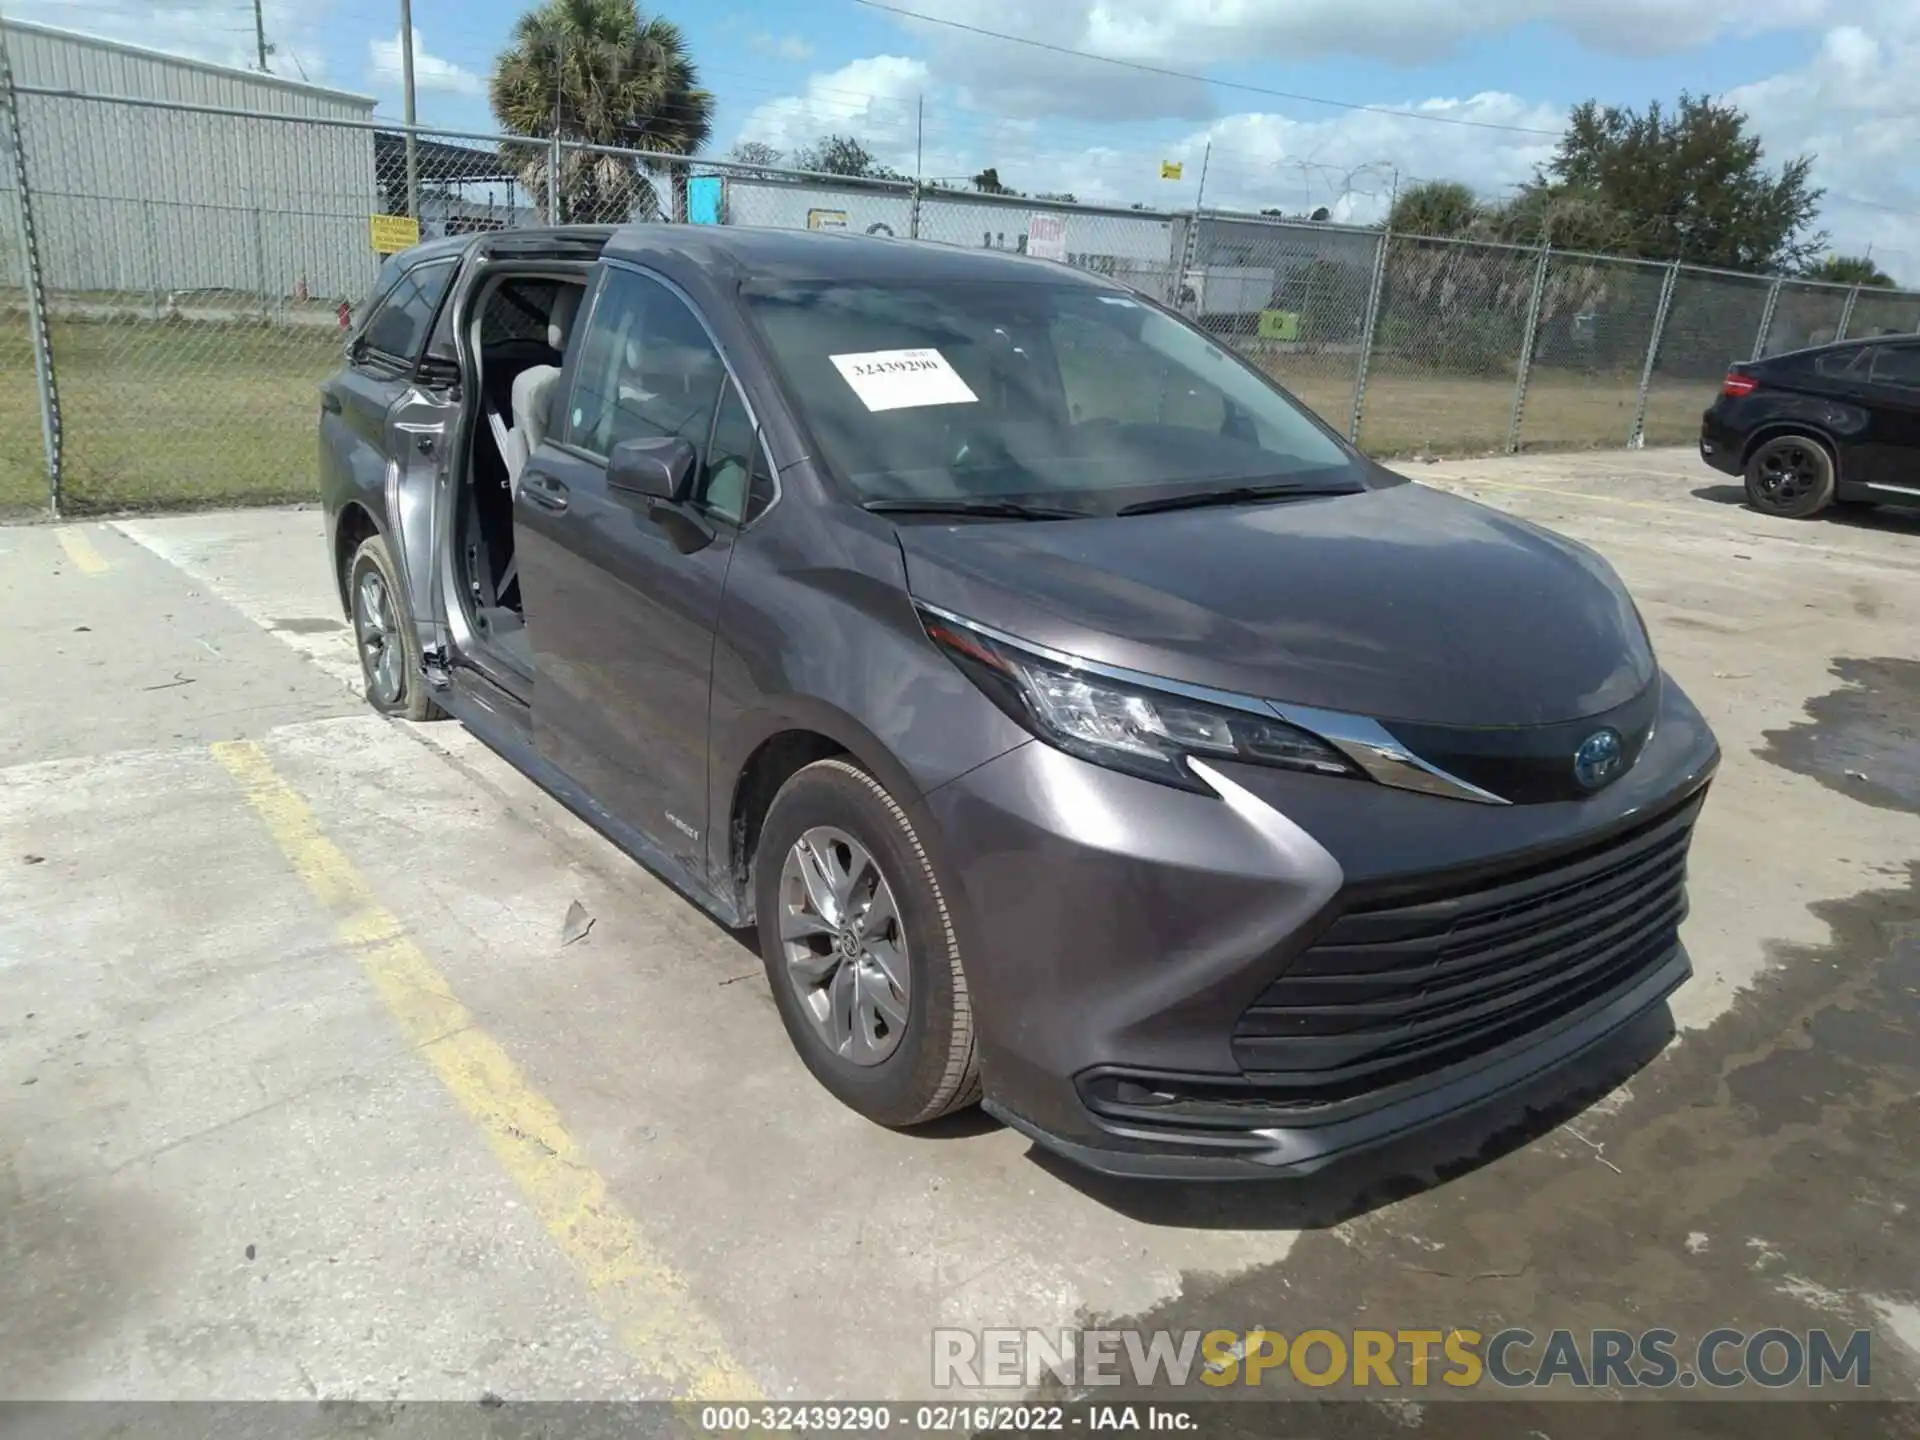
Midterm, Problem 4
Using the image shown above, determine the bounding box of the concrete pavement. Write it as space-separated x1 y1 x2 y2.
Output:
1 449 1915 1411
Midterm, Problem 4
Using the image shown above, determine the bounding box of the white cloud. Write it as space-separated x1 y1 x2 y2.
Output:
734 0 1920 270
749 33 817 62
736 55 932 162
368 27 484 97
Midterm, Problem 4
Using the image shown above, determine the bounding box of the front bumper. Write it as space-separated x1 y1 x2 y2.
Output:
920 672 1719 1180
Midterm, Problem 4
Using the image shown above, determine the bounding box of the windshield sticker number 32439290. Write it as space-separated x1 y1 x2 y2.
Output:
829 349 980 413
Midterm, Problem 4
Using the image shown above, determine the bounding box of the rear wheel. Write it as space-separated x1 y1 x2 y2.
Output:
753 758 980 1127
347 533 442 721
1744 435 1836 519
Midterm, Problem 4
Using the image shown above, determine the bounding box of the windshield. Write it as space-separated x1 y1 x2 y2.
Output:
740 279 1366 513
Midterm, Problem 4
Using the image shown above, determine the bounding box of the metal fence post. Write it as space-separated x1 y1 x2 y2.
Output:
908 179 921 241
1347 226 1390 446
1175 207 1203 316
1630 261 1681 450
252 204 269 320
1836 284 1861 341
548 133 562 224
0 24 61 514
1506 243 1551 454
1751 276 1783 361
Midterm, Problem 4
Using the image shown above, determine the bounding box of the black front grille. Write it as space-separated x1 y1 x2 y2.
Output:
1230 798 1700 1104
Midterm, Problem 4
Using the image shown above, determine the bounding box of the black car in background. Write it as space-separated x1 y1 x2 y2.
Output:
1701 335 1920 518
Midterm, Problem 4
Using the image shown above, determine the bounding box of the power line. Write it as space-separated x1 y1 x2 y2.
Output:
844 0 1564 137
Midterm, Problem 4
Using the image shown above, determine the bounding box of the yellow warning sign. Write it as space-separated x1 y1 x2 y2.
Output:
1160 161 1184 180
369 214 422 254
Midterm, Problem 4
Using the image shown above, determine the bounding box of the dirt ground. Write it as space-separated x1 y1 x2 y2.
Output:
0 446 1915 1432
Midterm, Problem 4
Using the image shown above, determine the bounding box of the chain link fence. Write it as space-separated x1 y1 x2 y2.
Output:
1357 235 1540 455
1641 269 1777 447
1 150 39 516
5 85 1919 514
1519 253 1670 451
1187 213 1377 432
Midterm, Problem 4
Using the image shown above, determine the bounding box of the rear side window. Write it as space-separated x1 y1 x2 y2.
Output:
359 259 457 365
1869 344 1920 390
1812 347 1864 378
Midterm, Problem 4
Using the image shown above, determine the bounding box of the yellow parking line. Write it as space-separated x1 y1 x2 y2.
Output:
211 739 762 1403
57 528 109 574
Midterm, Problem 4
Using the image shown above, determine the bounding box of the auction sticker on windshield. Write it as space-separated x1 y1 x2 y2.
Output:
830 349 980 412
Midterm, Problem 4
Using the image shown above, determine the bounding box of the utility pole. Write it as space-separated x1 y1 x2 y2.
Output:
252 0 269 71
399 0 420 220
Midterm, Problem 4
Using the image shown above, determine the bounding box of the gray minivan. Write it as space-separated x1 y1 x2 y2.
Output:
319 224 1719 1179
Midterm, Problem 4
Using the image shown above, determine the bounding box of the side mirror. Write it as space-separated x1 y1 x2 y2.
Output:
607 435 696 503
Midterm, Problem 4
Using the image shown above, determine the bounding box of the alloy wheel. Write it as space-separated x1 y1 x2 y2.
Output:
353 567 404 708
1754 441 1822 507
777 826 910 1066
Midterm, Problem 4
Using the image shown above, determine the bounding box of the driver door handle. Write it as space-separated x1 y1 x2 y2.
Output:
521 471 569 512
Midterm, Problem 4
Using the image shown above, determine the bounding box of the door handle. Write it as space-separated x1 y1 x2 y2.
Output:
320 390 343 414
521 471 569 512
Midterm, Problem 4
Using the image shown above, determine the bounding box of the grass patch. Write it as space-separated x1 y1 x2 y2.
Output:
1258 351 1713 457
4 317 341 517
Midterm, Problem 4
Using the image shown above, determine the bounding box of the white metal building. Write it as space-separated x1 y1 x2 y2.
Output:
3 18 382 301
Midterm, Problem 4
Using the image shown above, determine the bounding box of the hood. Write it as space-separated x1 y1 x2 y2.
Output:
896 482 1654 727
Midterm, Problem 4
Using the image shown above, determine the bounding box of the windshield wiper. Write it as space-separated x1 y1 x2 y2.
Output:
862 498 1087 520
1117 482 1356 517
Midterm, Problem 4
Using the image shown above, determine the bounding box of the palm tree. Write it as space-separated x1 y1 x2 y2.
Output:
491 0 714 223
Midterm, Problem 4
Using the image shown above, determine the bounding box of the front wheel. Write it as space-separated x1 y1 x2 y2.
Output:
346 533 442 721
753 758 980 1128
1745 435 1836 519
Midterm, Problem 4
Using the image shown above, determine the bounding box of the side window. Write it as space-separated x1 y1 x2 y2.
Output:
1869 344 1920 390
564 269 727 461
700 380 776 525
359 259 456 365
1812 347 1864 378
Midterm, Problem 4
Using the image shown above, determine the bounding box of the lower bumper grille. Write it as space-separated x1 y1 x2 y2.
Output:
1229 796 1701 1106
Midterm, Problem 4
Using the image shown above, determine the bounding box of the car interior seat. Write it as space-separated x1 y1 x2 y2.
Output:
490 284 582 493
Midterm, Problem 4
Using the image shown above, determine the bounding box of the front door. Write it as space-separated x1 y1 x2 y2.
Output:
320 253 460 647
511 263 753 874
1858 342 1920 495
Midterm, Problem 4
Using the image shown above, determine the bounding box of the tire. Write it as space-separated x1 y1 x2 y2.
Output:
753 758 980 1127
346 533 442 721
1744 434 1836 519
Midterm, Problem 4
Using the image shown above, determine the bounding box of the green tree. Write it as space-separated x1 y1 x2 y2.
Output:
727 140 785 174
972 167 1015 195
491 0 713 223
792 134 907 180
1802 253 1895 287
1387 180 1484 238
1523 94 1824 269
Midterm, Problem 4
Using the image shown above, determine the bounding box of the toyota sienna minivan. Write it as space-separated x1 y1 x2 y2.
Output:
319 224 1719 1179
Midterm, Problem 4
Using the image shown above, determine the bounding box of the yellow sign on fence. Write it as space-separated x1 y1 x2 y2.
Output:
369 214 422 254
1258 309 1302 342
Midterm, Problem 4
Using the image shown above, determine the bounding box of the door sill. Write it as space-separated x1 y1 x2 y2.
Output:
439 670 747 930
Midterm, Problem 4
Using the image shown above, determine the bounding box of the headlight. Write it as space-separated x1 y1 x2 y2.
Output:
920 607 1354 793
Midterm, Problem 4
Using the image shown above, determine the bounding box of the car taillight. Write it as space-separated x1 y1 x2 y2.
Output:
1722 371 1758 397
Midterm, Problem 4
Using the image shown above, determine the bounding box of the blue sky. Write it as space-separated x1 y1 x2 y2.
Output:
28 0 1920 273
